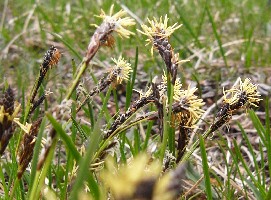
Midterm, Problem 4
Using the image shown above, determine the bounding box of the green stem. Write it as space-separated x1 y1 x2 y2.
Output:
0 165 8 196
180 127 212 163
10 178 19 199
29 135 58 200
160 103 168 162
93 106 153 161
15 71 40 154
65 59 88 100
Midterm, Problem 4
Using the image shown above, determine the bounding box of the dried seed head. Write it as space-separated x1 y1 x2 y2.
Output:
110 56 132 85
0 87 21 155
76 57 131 112
96 5 135 38
210 111 232 133
30 46 61 105
0 87 20 126
3 87 14 115
17 118 42 179
42 46 61 69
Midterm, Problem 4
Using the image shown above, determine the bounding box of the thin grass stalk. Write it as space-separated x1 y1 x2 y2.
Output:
29 136 58 200
264 98 271 179
167 73 175 154
0 165 8 196
238 122 261 184
206 4 228 67
160 103 169 163
232 139 266 196
65 60 87 100
199 135 213 200
69 117 102 199
125 47 138 109
10 178 20 199
221 136 250 199
180 127 212 164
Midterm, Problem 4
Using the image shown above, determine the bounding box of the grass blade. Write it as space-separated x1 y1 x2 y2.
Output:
29 117 46 186
206 4 228 67
232 139 265 198
175 7 203 48
264 98 271 177
46 114 81 162
199 135 213 200
237 122 261 183
126 46 138 109
70 117 102 199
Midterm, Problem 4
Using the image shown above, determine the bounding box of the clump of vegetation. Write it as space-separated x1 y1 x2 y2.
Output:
0 2 270 200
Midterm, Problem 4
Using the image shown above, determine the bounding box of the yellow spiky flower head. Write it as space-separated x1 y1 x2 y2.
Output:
110 55 132 85
223 78 261 110
138 15 182 55
101 154 174 200
158 71 183 103
96 5 136 38
211 78 261 133
173 85 205 126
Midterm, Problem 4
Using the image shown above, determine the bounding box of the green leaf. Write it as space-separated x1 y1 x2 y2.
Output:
206 4 228 67
30 117 46 186
70 117 102 199
199 135 213 200
46 114 81 162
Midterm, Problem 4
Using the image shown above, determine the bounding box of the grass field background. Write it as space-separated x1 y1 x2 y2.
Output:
1 0 271 199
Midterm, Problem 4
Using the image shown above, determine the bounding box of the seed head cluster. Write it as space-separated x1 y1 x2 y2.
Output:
211 78 261 132
96 5 136 38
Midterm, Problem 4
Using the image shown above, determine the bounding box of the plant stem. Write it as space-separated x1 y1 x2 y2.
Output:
180 127 212 163
65 59 88 100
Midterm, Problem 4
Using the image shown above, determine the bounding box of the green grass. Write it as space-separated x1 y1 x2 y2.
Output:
0 0 270 199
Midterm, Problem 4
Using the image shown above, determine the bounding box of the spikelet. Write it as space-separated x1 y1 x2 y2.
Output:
85 5 135 64
29 46 61 115
0 87 21 155
210 78 261 132
77 56 132 112
17 118 42 179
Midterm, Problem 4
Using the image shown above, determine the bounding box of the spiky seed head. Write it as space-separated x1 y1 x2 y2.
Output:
138 15 182 54
173 85 205 126
96 5 135 38
110 56 132 85
158 71 182 103
223 78 261 110
134 87 153 99
178 86 205 121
